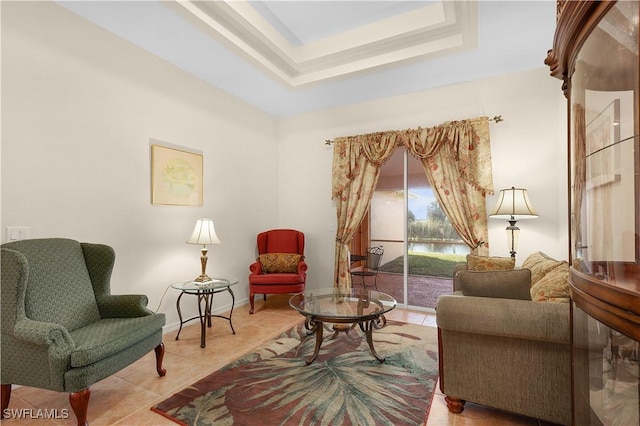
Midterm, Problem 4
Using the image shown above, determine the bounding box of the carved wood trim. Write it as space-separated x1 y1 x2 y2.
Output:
545 1 617 97
570 269 640 341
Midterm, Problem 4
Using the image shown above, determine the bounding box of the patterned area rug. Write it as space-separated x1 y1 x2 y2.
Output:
152 320 439 426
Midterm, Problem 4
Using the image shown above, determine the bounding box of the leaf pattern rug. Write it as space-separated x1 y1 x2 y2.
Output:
152 320 439 426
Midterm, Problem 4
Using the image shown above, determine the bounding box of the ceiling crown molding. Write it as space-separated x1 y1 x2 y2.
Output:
170 0 478 88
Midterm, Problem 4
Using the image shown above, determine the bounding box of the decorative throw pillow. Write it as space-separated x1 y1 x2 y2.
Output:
522 252 564 285
466 254 515 271
258 253 302 273
530 263 570 303
457 268 531 300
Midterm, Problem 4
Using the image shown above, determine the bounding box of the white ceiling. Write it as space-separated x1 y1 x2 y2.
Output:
56 1 557 117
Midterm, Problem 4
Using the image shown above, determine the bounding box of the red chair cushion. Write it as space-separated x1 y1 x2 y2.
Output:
249 273 305 285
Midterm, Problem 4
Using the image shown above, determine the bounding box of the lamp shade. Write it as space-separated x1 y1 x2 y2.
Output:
187 218 221 246
490 187 539 220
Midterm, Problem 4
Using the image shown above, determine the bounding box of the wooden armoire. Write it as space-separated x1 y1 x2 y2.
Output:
545 1 639 424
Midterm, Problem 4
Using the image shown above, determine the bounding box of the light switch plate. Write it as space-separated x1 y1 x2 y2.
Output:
6 227 29 241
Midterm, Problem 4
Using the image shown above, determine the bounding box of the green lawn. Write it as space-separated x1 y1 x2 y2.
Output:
379 252 466 278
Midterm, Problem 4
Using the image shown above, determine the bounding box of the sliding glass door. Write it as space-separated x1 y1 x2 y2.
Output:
370 149 406 304
365 148 468 309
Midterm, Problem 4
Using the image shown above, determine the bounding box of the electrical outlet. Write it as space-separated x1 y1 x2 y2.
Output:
6 227 29 241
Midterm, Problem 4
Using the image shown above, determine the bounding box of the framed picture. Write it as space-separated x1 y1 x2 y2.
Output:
585 98 620 189
151 144 203 206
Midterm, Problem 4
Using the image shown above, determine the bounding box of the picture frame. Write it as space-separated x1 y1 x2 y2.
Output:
585 98 621 189
151 144 203 206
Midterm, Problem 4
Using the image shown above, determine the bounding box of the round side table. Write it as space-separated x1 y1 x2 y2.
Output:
170 278 238 348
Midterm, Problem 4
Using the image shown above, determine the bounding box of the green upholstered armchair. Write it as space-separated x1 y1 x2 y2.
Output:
0 238 166 426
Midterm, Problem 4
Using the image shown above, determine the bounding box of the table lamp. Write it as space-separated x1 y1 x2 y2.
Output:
187 217 221 283
489 187 538 258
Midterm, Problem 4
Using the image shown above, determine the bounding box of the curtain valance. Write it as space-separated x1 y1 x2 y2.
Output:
332 117 493 200
331 116 493 289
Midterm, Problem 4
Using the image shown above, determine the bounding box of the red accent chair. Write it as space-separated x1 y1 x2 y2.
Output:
248 229 307 314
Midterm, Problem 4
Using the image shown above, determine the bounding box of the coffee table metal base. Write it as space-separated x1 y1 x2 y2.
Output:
303 315 387 365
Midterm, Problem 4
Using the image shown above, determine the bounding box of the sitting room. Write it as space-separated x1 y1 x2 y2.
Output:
2 1 638 425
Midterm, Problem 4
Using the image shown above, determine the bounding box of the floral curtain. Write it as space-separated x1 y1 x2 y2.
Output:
331 117 493 289
404 117 492 255
332 133 399 289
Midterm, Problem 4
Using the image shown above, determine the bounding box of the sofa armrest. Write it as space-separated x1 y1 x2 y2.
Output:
13 318 75 350
96 294 154 318
436 295 570 344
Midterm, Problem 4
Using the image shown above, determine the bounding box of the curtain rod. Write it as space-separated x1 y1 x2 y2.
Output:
324 115 504 145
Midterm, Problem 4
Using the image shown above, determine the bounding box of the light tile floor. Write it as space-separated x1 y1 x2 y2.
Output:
4 294 548 425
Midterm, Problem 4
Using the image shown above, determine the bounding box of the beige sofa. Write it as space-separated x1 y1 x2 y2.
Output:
436 252 571 425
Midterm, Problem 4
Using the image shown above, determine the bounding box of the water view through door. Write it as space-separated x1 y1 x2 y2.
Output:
365 148 468 309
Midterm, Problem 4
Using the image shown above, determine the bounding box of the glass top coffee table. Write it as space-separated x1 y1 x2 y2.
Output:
289 287 397 364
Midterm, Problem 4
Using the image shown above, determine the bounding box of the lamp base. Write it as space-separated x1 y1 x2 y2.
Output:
193 274 213 284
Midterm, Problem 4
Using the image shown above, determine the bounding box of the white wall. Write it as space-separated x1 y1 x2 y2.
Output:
1 2 279 328
2 2 569 323
278 67 569 290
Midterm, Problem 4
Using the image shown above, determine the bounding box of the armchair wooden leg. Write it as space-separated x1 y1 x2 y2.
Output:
69 388 90 426
1 384 11 418
155 343 167 377
249 293 255 314
444 395 466 413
